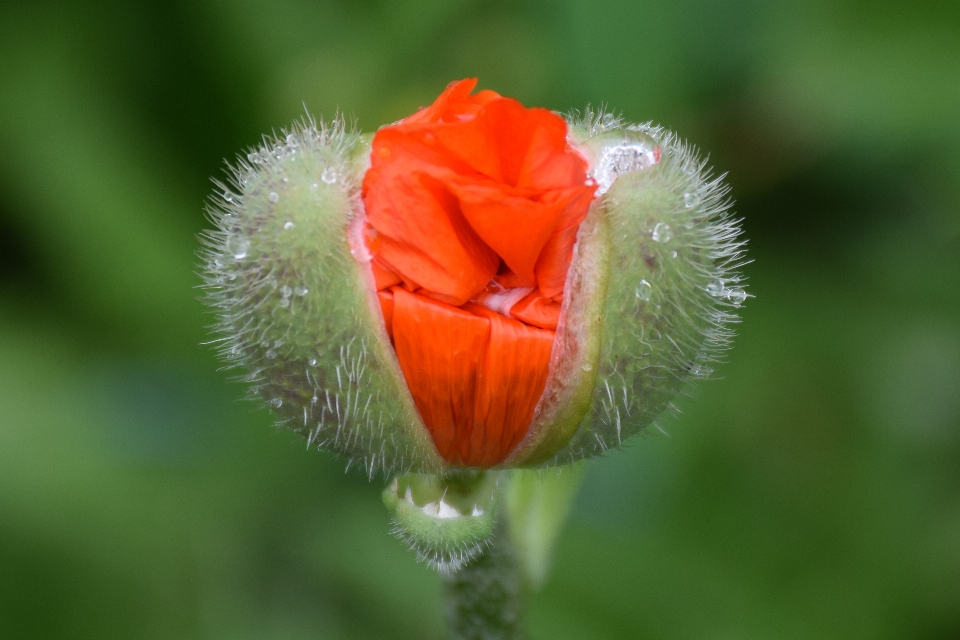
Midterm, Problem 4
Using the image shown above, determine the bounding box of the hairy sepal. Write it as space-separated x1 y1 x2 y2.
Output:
383 472 498 574
201 118 442 477
535 113 748 465
505 202 608 467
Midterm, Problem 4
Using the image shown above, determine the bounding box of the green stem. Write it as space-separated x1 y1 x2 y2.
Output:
440 464 588 639
442 517 529 640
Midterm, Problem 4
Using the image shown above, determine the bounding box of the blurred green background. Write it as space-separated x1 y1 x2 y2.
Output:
1 0 958 638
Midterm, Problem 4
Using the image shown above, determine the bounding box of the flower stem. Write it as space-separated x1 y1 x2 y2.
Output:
442 517 529 640
440 464 588 639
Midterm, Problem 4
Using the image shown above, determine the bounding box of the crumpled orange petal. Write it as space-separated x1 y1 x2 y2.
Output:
362 79 596 467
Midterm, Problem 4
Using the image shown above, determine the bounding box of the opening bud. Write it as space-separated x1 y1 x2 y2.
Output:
201 80 747 477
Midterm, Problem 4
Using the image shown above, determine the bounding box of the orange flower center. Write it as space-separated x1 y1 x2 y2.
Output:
362 78 596 467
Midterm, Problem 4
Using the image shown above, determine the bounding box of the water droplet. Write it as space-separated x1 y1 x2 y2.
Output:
281 177 288 183
581 363 593 372
266 349 277 359
593 143 659 195
226 234 250 260
635 279 652 301
600 113 618 129
269 191 280 203
321 167 337 184
285 133 298 147
283 221 295 230
726 288 747 307
706 280 725 297
273 339 283 348
670 250 678 258
278 298 290 308
294 285 309 296
270 397 283 408
691 364 714 377
247 152 261 164
683 192 699 208
308 358 318 367
311 183 319 190
280 285 292 298
651 222 672 243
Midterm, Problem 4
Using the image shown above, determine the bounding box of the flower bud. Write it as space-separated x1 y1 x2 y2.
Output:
381 471 497 573
201 81 746 477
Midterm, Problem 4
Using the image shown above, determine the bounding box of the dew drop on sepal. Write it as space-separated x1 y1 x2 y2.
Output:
226 235 250 260
635 279 652 301
651 222 672 243
690 364 713 377
726 288 747 307
594 143 659 195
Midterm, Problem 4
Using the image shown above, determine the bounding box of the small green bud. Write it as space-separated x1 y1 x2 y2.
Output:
382 471 499 573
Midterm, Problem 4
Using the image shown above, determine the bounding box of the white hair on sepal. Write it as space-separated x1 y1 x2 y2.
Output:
542 112 750 465
198 111 442 478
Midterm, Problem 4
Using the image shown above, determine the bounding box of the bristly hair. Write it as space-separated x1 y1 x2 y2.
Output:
547 106 750 465
198 113 433 480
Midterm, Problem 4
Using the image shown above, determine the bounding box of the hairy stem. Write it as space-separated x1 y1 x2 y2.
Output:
442 519 529 640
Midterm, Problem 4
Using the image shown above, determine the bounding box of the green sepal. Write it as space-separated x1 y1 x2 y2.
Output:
383 471 499 573
504 203 608 467
535 114 746 465
202 118 443 477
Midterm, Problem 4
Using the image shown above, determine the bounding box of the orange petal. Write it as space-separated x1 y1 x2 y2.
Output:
465 303 555 466
363 137 499 303
449 179 568 284
391 288 554 467
493 267 531 289
402 78 502 126
534 186 595 298
391 288 489 464
371 257 402 291
509 290 562 330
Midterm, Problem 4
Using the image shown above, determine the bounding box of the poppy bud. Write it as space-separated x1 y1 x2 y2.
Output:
201 81 746 478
